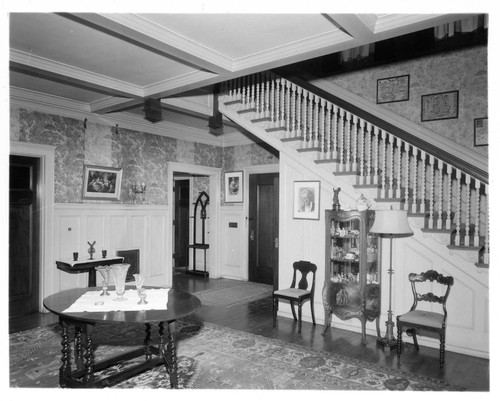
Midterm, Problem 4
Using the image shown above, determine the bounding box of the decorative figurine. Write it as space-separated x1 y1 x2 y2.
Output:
332 187 341 211
87 241 96 260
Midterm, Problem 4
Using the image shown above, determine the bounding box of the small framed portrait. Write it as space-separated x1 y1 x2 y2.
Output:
376 74 410 104
474 117 488 146
293 180 320 220
421 90 459 122
83 165 122 200
224 170 243 203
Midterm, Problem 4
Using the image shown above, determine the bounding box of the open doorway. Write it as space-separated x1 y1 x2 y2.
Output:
168 162 221 286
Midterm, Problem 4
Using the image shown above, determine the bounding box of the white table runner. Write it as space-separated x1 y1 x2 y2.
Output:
63 288 170 313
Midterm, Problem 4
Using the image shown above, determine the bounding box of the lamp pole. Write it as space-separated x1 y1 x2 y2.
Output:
377 234 397 349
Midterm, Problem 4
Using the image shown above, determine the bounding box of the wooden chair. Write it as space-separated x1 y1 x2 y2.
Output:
396 270 454 368
273 260 316 333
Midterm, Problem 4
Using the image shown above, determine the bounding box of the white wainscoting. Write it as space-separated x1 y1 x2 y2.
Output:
52 203 170 294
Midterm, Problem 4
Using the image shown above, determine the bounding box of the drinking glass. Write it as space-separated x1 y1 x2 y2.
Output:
95 266 111 296
111 263 130 301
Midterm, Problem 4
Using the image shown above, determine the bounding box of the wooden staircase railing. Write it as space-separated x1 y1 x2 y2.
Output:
221 71 489 266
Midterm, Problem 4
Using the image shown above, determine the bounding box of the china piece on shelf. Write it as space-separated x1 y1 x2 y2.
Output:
356 193 371 211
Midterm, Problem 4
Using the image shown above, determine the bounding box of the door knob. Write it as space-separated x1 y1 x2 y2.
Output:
250 229 255 241
274 237 279 248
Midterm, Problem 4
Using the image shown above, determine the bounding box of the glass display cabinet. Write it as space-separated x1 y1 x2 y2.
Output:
322 209 381 343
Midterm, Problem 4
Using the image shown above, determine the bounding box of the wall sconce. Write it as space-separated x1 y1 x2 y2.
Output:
131 182 147 202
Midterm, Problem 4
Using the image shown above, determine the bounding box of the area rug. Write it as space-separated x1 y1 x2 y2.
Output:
193 282 273 307
9 319 463 390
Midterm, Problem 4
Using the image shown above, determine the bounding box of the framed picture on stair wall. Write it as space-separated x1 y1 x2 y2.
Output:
474 117 488 146
224 170 243 203
293 180 320 220
376 74 410 104
421 90 459 122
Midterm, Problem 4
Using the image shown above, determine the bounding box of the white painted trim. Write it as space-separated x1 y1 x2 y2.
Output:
167 162 221 279
10 141 56 313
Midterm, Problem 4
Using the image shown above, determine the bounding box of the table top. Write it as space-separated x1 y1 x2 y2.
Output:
43 286 201 324
56 256 124 268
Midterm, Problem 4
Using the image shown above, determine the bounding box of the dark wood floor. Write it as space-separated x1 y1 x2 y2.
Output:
9 273 489 391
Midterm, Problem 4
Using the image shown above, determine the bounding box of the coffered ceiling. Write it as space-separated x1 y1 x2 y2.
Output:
9 12 475 144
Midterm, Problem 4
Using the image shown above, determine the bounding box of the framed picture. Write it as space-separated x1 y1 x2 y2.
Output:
474 117 488 146
293 180 320 220
83 165 122 200
224 170 243 203
421 90 459 122
376 74 410 104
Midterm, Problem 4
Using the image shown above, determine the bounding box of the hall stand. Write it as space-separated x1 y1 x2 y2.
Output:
186 191 210 277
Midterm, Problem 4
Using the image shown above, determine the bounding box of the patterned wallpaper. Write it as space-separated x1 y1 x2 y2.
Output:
326 45 488 158
10 106 279 206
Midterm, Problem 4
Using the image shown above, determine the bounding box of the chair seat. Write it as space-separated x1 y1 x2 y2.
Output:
398 310 445 329
274 288 310 299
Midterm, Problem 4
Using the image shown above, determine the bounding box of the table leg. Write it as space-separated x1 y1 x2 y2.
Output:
75 326 84 371
83 326 95 386
161 321 178 389
59 320 72 388
144 323 152 361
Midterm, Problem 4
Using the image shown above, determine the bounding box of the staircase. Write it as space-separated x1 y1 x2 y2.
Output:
219 71 489 268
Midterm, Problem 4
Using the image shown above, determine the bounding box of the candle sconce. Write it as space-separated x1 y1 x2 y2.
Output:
131 182 147 202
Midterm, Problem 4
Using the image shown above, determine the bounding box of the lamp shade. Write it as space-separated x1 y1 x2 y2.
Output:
370 210 413 235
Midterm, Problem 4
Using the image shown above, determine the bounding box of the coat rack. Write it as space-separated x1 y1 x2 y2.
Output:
186 191 210 277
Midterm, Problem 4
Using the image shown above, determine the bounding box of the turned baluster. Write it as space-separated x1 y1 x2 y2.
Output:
463 174 472 246
387 133 394 198
483 185 489 264
366 123 373 185
269 75 276 123
313 95 319 148
395 138 402 198
446 164 453 230
419 151 426 213
319 98 326 158
351 116 359 172
412 147 418 213
284 80 291 136
359 120 365 184
436 160 444 229
332 105 339 160
264 72 271 118
403 142 410 209
372 127 380 186
454 170 462 246
338 109 345 171
307 92 313 148
380 130 387 198
325 102 332 159
428 155 435 228
290 84 297 137
302 91 308 148
344 112 352 171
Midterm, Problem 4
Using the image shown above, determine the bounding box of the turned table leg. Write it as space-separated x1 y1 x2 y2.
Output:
161 321 179 389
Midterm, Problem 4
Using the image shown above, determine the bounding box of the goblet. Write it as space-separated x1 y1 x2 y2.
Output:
95 266 111 296
133 274 148 305
111 263 130 301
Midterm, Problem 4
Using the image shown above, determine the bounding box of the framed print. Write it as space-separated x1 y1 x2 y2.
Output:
376 74 410 104
421 90 459 122
83 165 122 200
293 180 320 220
474 117 488 146
224 170 243 203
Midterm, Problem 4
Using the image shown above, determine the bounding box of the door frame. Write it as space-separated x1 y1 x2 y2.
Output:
167 162 221 281
244 164 279 282
10 141 56 311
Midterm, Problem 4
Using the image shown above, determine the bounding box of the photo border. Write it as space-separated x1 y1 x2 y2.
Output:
421 90 459 122
224 170 244 203
293 180 321 220
376 74 410 104
474 117 488 147
82 165 122 201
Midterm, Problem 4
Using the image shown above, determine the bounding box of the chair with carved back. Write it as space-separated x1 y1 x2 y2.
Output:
396 270 454 368
273 260 316 333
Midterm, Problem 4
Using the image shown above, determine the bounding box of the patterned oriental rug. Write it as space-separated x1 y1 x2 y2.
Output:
9 319 463 390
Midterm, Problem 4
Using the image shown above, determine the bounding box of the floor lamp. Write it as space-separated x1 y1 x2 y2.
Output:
370 208 413 350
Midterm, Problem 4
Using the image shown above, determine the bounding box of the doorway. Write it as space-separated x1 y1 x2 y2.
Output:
248 173 279 287
9 155 40 317
173 178 190 270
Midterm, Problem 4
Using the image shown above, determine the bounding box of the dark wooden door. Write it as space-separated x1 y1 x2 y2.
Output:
249 173 279 287
173 179 190 267
9 155 40 317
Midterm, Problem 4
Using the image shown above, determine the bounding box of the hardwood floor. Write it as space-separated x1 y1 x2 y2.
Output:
9 274 489 391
